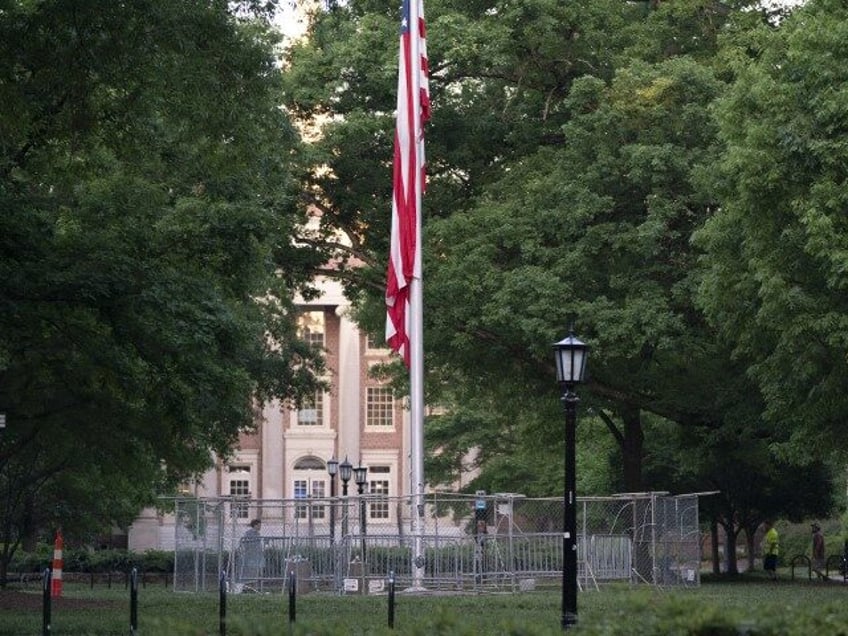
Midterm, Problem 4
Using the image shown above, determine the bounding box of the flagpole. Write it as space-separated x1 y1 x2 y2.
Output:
408 281 425 590
385 0 428 591
408 0 426 592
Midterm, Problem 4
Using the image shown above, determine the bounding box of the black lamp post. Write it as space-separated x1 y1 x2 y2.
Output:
353 464 368 562
553 331 588 631
339 457 352 537
327 457 339 544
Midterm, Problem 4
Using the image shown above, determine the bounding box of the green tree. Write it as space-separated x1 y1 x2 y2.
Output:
697 0 848 457
645 396 838 575
0 0 323 582
281 0 760 499
423 55 731 494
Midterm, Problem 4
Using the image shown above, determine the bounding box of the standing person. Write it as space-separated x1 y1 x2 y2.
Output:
762 520 779 580
811 522 826 580
239 519 264 589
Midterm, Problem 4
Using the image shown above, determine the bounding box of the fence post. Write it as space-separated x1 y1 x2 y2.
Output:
219 570 227 636
129 567 139 635
288 569 296 624
41 568 51 636
387 570 395 629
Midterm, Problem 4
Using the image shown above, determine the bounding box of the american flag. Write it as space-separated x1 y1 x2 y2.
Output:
386 0 429 367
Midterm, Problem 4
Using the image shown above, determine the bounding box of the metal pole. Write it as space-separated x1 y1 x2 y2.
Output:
130 567 139 635
562 388 578 630
359 485 367 564
288 570 296 623
42 568 51 636
342 482 349 538
219 570 227 636
388 570 396 629
407 0 427 591
329 476 336 544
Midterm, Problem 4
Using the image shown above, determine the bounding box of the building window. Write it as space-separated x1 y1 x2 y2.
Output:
366 387 394 427
312 481 326 519
293 480 327 520
369 478 390 519
294 479 309 519
297 391 324 426
298 311 325 350
293 456 328 520
229 477 250 519
366 333 387 352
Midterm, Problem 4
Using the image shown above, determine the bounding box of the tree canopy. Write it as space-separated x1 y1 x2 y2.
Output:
280 0 841 538
2 0 843 580
696 0 848 456
0 0 324 570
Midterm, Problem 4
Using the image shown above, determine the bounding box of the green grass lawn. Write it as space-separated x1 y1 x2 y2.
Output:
1 573 846 635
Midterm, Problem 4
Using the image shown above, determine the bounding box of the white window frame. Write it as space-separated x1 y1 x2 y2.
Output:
229 477 250 519
366 386 395 428
297 390 325 426
368 478 390 520
293 458 329 520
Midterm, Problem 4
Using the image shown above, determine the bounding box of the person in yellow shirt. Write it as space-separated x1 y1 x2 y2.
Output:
762 520 779 580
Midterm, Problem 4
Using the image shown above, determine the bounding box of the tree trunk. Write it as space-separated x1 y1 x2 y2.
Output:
0 548 7 588
711 517 720 575
621 406 644 493
745 526 757 573
723 523 739 574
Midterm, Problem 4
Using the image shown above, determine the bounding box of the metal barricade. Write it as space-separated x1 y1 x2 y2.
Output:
172 492 703 592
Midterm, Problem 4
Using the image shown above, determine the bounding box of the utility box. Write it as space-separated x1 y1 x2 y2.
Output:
284 558 312 595
345 559 367 595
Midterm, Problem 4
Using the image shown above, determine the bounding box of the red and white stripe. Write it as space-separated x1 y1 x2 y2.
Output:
51 529 64 598
386 0 429 367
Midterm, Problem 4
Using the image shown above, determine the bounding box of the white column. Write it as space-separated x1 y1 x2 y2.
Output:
336 305 361 460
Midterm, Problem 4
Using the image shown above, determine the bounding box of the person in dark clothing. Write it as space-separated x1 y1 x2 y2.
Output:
811 522 826 580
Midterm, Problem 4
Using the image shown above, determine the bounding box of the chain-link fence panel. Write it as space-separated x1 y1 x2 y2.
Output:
173 498 226 592
171 491 702 593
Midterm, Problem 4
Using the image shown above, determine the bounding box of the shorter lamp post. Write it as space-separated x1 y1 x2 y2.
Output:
339 457 352 537
327 457 339 544
553 331 588 631
353 464 368 563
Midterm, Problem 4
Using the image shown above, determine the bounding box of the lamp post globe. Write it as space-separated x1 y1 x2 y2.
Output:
339 457 352 496
553 331 588 631
353 465 368 493
553 333 588 387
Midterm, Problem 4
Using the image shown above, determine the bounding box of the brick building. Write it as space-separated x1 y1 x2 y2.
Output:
128 274 410 550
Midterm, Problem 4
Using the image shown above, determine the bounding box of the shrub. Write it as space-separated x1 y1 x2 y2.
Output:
8 546 175 575
141 549 173 573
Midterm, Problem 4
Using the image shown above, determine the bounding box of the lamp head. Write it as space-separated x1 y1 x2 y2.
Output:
553 332 589 387
353 464 368 487
339 456 353 483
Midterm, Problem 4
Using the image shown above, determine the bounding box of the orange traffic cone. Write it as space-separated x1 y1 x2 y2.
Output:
51 529 63 598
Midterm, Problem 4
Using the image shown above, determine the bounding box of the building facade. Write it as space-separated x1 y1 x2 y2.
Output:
128 275 410 551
